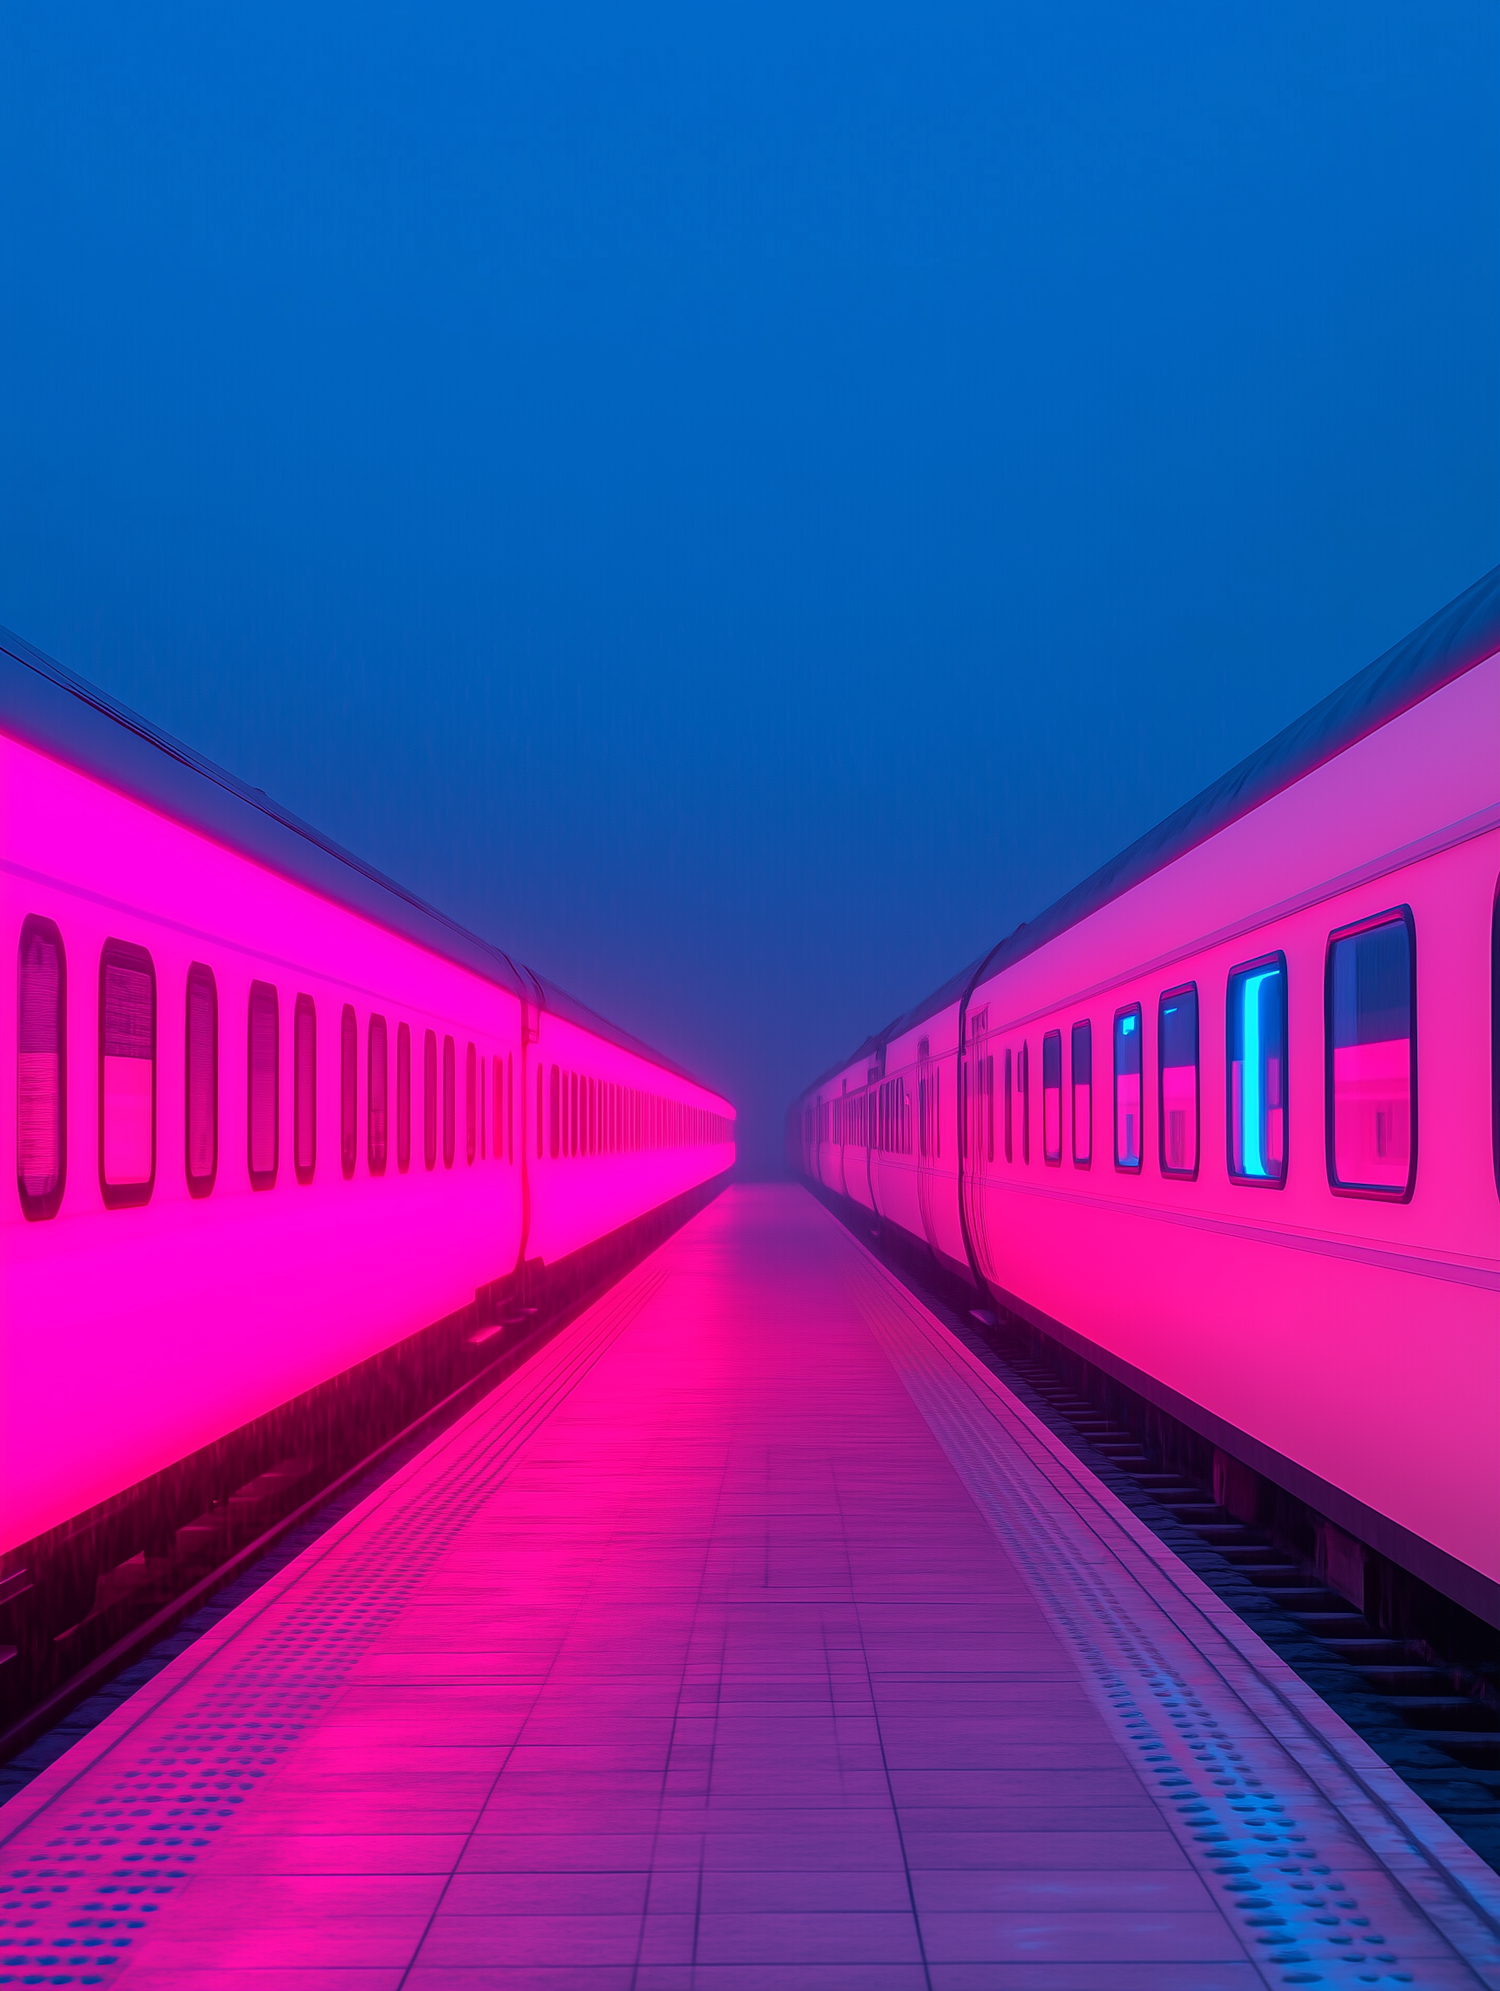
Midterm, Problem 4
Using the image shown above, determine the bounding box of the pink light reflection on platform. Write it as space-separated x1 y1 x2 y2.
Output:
1 1186 1258 1989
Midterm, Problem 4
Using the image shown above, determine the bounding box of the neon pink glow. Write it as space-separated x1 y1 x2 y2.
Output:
1332 1039 1411 1187
1115 1073 1140 1167
804 652 1500 1591
0 734 734 1556
1161 1061 1196 1171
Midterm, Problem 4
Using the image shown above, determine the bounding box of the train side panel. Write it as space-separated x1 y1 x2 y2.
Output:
969 658 1499 1589
526 1010 735 1266
0 735 526 1553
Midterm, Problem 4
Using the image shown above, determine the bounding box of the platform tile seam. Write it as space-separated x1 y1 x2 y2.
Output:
0 1263 669 1988
839 1235 1497 1991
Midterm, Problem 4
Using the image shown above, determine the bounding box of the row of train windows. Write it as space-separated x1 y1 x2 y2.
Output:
956 908 1418 1198
14 917 516 1219
818 1076 922 1158
540 1063 731 1161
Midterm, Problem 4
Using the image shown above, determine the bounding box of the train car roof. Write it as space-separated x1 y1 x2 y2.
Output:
0 625 729 1102
796 559 1500 1107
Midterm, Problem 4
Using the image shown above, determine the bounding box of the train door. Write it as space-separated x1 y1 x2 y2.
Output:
916 1037 939 1252
964 1007 994 1281
865 1064 879 1212
839 1079 849 1197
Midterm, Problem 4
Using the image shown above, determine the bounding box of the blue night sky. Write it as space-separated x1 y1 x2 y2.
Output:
2 3 1495 1175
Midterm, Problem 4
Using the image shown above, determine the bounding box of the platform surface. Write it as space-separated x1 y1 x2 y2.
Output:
3 1183 1499 1990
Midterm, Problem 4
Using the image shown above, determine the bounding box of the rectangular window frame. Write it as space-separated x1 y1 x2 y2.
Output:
1157 982 1200 1181
396 1021 411 1172
1227 949 1288 1189
1070 1020 1092 1168
443 1034 456 1168
99 938 157 1209
340 1004 358 1180
549 1062 561 1158
294 993 317 1185
368 1013 388 1176
1112 1003 1143 1175
1041 1029 1062 1166
1324 904 1417 1204
17 914 68 1221
185 961 218 1198
465 1041 477 1164
423 1028 438 1170
248 980 280 1191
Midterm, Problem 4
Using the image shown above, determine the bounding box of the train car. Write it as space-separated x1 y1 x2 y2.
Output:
0 625 734 1577
795 565 1500 1629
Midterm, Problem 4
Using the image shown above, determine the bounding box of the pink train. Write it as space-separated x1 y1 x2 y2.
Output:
0 628 734 1592
794 566 1500 1629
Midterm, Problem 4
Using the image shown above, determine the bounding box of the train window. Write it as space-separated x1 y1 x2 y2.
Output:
1326 908 1415 1200
1071 1021 1092 1167
571 1071 578 1156
185 962 217 1197
985 1055 994 1163
1042 1031 1062 1164
248 981 279 1190
96 935 158 1210
340 1005 358 1180
508 1052 514 1162
479 1053 486 1159
590 1076 597 1154
294 995 317 1185
443 1036 456 1168
1158 984 1199 1178
493 1056 502 1163
368 1014 388 1175
465 1042 477 1165
1113 1006 1142 1172
1003 1048 1012 1162
1228 953 1287 1185
396 1022 411 1172
17 916 67 1221
549 1063 561 1159
99 940 156 1208
423 1029 438 1170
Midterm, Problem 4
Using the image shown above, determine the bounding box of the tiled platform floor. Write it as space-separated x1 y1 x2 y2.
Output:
3 1185 1499 1990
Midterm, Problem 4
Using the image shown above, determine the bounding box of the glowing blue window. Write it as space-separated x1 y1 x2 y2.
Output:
1228 955 1287 1185
1113 1005 1142 1171
1157 984 1199 1177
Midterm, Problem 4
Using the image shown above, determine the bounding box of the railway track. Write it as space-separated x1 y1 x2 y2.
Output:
990 1341 1500 1865
976 1322 1500 1874
840 1200 1500 1876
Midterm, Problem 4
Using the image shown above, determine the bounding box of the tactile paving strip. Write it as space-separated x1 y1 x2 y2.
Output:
0 1261 666 1987
837 1221 1500 1991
